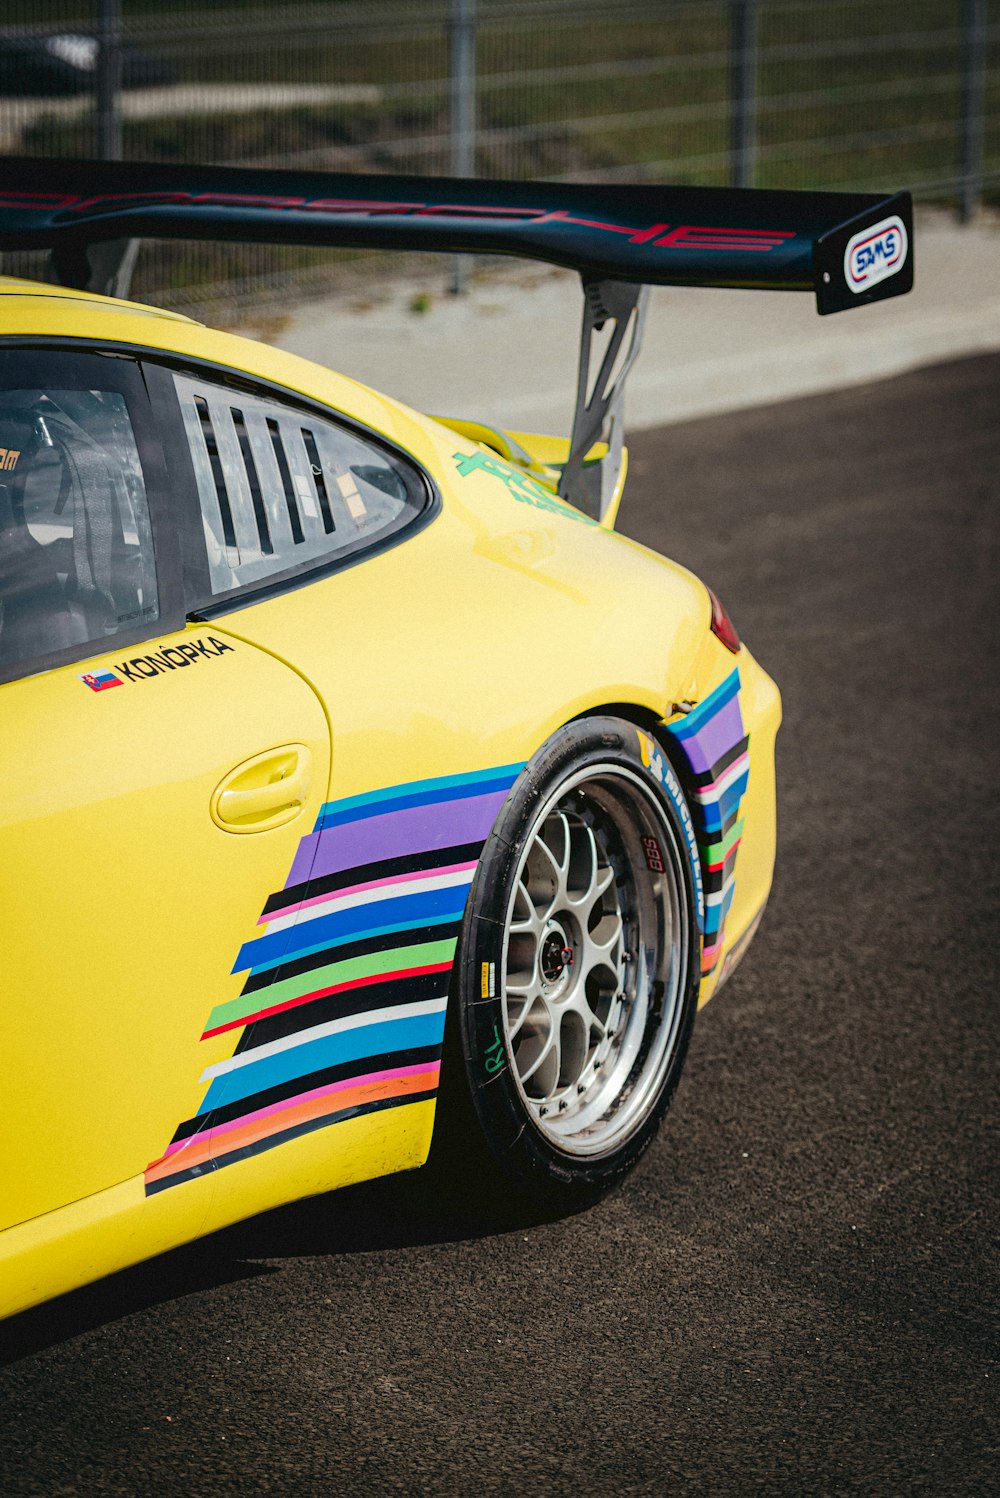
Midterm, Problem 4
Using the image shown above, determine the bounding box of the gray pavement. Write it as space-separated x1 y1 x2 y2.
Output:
1 351 996 1497
269 206 1000 435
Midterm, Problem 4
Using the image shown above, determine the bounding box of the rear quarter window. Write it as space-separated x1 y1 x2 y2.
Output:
172 371 428 600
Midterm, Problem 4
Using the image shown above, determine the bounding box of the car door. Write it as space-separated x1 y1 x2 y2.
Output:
0 347 331 1230
149 360 451 1194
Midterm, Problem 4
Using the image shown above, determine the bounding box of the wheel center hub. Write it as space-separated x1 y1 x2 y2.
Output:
541 925 574 985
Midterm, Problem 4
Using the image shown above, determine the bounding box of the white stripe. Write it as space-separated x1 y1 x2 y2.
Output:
262 867 475 935
706 873 737 908
199 994 449 1083
692 753 750 804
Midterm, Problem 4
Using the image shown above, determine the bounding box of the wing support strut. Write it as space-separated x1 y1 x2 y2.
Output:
558 277 649 524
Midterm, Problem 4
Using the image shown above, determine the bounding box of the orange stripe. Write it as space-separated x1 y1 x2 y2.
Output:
212 1068 438 1161
144 1068 438 1183
145 1132 214 1183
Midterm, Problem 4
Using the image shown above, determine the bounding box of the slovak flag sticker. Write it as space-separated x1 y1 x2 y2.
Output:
79 669 123 692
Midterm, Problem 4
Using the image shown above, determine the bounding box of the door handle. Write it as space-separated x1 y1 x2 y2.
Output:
211 745 312 834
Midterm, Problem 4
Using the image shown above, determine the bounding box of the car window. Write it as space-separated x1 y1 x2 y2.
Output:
0 378 160 676
172 372 425 597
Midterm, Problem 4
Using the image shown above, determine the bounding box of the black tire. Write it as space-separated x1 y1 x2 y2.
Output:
434 714 702 1215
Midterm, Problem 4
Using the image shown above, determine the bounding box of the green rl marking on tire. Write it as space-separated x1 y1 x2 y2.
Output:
484 1022 507 1076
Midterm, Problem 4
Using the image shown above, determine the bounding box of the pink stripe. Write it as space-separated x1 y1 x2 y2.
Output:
696 751 750 799
258 859 478 925
188 1059 441 1148
163 1128 208 1159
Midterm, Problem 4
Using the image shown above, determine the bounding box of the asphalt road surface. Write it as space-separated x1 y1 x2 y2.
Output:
2 354 997 1497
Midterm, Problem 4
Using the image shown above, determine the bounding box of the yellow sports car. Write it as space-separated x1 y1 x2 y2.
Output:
0 159 912 1319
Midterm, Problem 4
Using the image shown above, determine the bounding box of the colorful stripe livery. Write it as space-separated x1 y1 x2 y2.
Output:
144 762 524 1194
664 671 749 978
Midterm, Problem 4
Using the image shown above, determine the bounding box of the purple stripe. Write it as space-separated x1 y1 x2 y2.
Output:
677 696 745 776
287 788 508 886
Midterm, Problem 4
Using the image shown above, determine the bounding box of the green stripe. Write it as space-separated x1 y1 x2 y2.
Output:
700 817 745 864
204 936 459 1032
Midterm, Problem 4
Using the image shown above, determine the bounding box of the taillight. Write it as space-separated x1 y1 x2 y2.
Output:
707 586 741 653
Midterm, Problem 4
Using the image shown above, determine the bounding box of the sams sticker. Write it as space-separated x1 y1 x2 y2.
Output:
844 215 907 294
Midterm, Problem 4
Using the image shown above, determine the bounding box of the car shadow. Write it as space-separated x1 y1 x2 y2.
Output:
0 1168 508 1367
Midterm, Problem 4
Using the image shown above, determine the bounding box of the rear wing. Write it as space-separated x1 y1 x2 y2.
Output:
0 158 914 519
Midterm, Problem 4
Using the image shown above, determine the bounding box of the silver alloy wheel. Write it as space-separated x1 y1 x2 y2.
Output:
501 764 689 1157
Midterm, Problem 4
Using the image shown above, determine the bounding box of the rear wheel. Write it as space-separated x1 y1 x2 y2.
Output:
440 715 701 1213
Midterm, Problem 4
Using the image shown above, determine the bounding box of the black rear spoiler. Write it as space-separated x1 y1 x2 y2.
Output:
0 158 912 314
0 159 914 522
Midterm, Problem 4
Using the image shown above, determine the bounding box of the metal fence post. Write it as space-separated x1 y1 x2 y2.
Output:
95 0 123 161
959 0 985 222
449 0 476 294
729 0 758 189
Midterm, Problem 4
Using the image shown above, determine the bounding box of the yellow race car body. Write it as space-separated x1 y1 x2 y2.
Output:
0 280 778 1318
0 154 914 1319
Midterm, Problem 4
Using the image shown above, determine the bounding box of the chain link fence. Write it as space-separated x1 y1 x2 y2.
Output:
2 0 997 314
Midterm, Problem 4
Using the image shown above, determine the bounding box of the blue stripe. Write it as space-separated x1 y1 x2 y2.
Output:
717 774 749 817
704 883 738 937
695 775 748 834
313 763 524 831
696 774 749 826
246 912 461 978
669 670 741 740
235 884 472 975
199 1010 448 1114
697 803 727 834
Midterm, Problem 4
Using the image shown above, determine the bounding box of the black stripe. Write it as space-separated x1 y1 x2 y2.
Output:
694 803 740 842
235 970 450 1055
232 406 274 555
149 1089 439 1194
168 1042 442 1144
239 920 462 996
194 395 237 550
267 417 305 545
301 426 335 534
703 849 739 895
689 735 750 789
260 840 483 918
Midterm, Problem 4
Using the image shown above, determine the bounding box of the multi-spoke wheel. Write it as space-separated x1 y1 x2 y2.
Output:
439 715 701 1212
